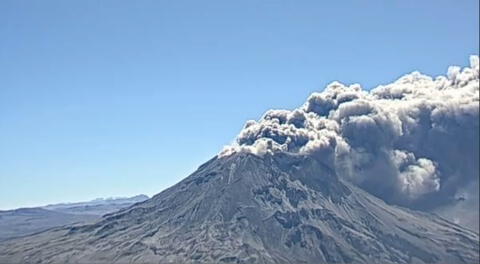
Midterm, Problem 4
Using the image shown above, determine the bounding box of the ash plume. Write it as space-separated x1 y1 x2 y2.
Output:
221 56 480 230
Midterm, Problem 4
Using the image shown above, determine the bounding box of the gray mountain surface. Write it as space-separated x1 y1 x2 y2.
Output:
0 208 97 242
0 153 478 263
0 195 149 241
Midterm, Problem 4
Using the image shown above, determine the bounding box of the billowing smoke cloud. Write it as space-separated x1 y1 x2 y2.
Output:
221 56 480 231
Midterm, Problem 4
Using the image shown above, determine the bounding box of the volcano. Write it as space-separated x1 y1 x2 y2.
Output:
0 152 478 263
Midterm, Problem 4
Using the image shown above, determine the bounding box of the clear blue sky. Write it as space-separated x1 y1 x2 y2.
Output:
0 0 478 209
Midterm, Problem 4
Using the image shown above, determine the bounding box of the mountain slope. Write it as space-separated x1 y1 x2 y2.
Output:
0 208 97 242
0 195 149 241
0 153 478 263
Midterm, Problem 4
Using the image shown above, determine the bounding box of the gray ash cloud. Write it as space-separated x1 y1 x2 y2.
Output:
221 56 479 230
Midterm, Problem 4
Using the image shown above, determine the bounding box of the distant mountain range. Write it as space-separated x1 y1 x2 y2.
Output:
42 194 149 215
0 195 149 241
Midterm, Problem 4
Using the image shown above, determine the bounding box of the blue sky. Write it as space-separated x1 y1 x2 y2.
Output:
0 0 478 209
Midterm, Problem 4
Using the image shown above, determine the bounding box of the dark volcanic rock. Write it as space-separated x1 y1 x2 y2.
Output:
0 153 478 263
